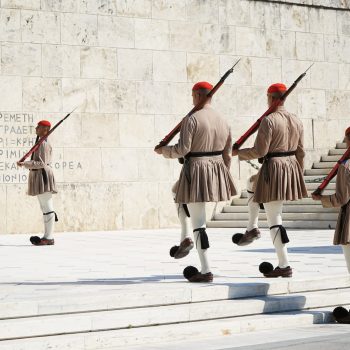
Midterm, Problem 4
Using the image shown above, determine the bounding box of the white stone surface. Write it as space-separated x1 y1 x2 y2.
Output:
80 47 117 79
118 49 152 81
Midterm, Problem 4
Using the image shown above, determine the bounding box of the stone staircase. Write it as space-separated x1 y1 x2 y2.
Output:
208 142 348 229
1 276 350 349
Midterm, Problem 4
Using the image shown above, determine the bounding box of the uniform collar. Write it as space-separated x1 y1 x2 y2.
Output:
275 105 286 112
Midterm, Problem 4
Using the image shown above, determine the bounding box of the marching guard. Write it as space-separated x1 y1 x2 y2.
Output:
312 127 350 273
312 127 350 324
155 81 237 282
17 120 58 246
232 83 308 278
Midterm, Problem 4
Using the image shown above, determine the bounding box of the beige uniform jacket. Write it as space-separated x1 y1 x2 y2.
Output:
162 104 237 203
23 139 57 196
238 106 308 203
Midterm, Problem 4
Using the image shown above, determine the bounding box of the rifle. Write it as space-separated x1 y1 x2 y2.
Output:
154 59 241 150
18 107 77 163
232 63 314 150
312 146 350 195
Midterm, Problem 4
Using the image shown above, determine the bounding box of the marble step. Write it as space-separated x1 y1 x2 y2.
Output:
304 175 335 183
0 306 341 350
306 182 335 190
232 197 316 205
214 212 338 221
313 162 336 169
1 275 349 320
0 288 349 342
329 148 346 155
336 142 347 149
239 190 334 199
222 205 338 213
207 220 336 229
304 168 331 175
322 155 342 162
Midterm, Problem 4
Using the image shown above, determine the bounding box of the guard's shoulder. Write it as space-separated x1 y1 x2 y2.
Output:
261 114 274 127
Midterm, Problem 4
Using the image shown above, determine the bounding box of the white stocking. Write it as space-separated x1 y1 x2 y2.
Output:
173 188 191 243
264 201 289 268
178 204 191 242
37 192 55 239
341 245 350 273
246 177 260 231
188 202 211 274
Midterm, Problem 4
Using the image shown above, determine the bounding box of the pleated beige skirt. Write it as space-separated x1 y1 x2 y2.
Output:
27 167 57 196
254 156 308 203
174 156 237 204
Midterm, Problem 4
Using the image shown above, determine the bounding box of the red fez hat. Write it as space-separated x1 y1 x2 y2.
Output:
345 127 350 136
267 83 287 94
192 81 213 91
37 120 51 128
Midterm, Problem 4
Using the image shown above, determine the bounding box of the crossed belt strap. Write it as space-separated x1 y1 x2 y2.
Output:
261 150 297 183
193 228 210 249
183 150 224 184
43 211 58 222
270 225 289 244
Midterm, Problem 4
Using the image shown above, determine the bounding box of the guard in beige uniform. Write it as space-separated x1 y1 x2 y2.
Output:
313 127 350 324
232 83 307 278
313 127 350 271
17 120 58 246
155 81 237 282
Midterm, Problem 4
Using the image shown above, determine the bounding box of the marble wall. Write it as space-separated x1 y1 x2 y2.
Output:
0 0 349 234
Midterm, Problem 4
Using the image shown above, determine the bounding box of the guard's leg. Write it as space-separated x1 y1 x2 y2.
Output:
169 189 193 259
183 202 213 282
232 176 261 246
341 245 350 273
188 202 210 274
178 203 191 242
261 200 292 278
31 192 57 245
247 177 260 231
38 192 56 240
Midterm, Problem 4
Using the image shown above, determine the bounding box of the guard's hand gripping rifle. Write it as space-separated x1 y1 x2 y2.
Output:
312 146 350 196
232 64 314 150
18 107 77 163
154 59 241 150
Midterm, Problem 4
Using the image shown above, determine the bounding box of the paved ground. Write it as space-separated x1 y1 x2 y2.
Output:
0 228 346 290
0 228 349 349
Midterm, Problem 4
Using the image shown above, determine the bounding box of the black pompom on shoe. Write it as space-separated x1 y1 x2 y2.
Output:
30 236 41 245
333 306 349 322
232 233 243 245
169 245 179 258
183 266 199 280
259 261 274 274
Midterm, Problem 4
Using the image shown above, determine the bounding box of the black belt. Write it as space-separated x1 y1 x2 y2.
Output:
185 150 223 159
260 150 297 182
184 150 224 183
265 150 297 159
